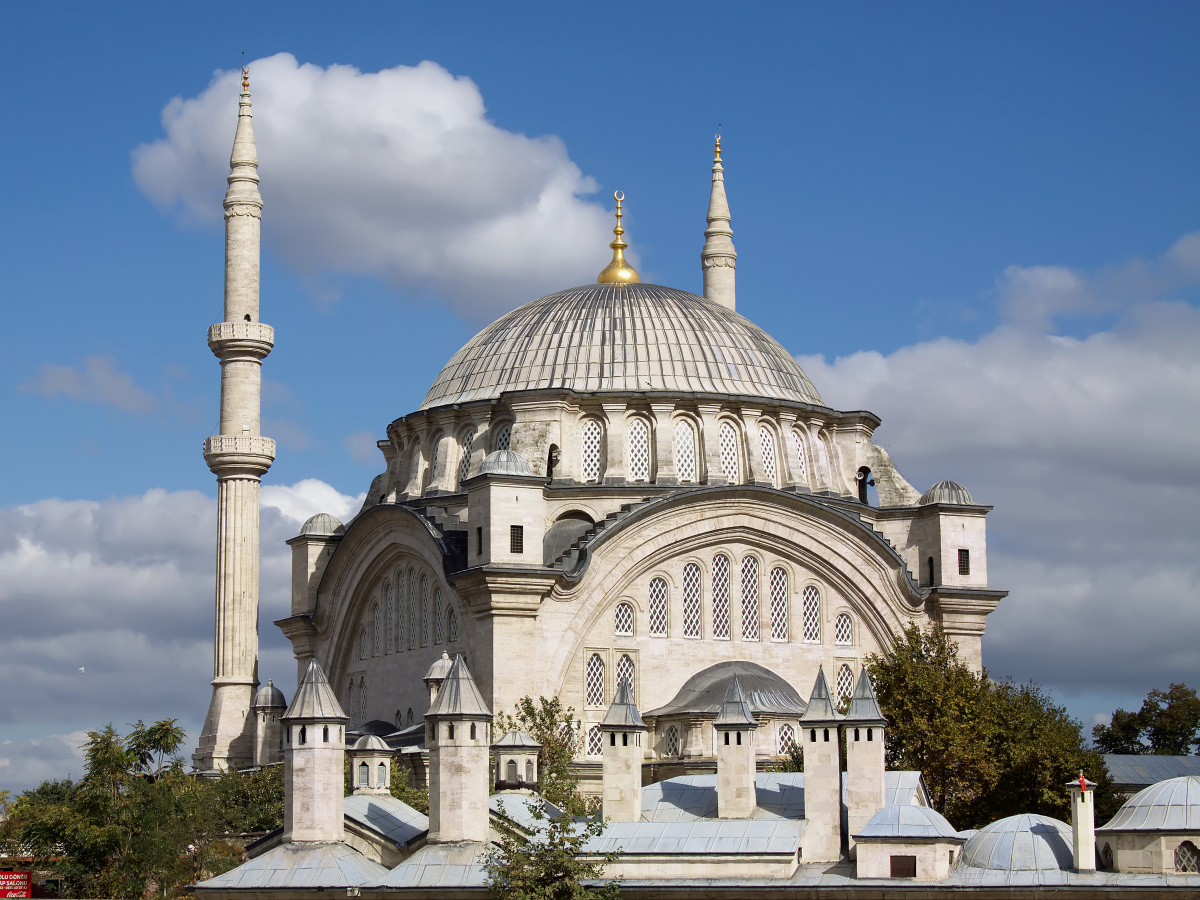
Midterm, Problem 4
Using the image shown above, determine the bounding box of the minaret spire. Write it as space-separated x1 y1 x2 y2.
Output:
193 67 276 772
701 135 737 310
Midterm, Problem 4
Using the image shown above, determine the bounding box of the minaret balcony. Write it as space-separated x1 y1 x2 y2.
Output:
203 434 276 476
208 322 275 359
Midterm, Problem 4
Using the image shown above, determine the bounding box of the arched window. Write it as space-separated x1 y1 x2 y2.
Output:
648 578 667 636
372 603 381 657
420 576 430 646
586 653 605 706
429 437 441 482
665 725 680 757
802 586 821 644
614 602 634 636
298 725 306 745
347 681 354 720
628 419 650 483
792 430 808 484
835 664 854 707
359 629 368 660
377 762 387 786
434 589 444 644
835 613 853 646
447 607 459 643
385 582 394 654
581 420 603 482
406 708 413 726
741 556 760 641
407 570 418 650
674 420 697 483
617 654 635 700
587 725 603 756
359 679 367 726
770 567 788 641
358 762 369 786
759 426 778 486
712 554 731 639
682 563 701 638
506 760 518 783
457 428 476 487
494 423 512 452
396 573 406 650
526 760 535 783
778 723 797 754
719 421 740 483
1176 841 1200 873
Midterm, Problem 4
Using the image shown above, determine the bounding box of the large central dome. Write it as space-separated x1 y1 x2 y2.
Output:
421 283 823 410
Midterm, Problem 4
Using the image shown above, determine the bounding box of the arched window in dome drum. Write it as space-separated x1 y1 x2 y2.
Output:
682 563 701 638
770 567 788 641
712 554 731 639
835 613 853 646
457 428 475 487
581 420 603 482
628 419 650 483
803 586 821 644
617 654 635 700
741 556 760 641
759 426 778 486
614 602 634 637
420 576 430 647
385 582 393 654
791 430 808 484
429 438 440 482
836 664 854 707
586 654 605 706
665 724 680 757
372 603 381 657
719 422 740 483
407 569 418 650
494 424 512 452
648 579 667 636
674 420 698 482
434 589 444 644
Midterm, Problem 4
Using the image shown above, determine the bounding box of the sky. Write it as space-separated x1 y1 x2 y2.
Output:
1 2 1198 792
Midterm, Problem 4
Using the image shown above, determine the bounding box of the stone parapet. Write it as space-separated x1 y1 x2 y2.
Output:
208 321 275 358
204 435 276 477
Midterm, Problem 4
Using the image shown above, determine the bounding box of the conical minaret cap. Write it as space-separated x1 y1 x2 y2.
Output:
283 660 348 722
425 654 493 719
843 668 885 725
230 66 259 170
713 675 758 729
600 678 646 729
800 666 842 724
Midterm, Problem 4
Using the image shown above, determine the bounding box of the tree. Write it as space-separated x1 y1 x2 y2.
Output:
1093 683 1200 755
495 696 595 815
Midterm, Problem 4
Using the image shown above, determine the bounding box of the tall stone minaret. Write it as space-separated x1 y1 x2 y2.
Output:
193 67 275 772
701 135 737 311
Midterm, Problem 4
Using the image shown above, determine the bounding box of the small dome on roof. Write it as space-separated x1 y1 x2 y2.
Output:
300 512 345 536
491 730 542 750
424 651 454 683
1099 775 1200 832
961 814 1073 871
856 804 961 840
351 734 390 752
477 449 535 478
919 480 974 506
252 680 286 709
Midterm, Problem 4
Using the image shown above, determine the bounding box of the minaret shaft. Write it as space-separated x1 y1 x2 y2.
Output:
194 73 275 772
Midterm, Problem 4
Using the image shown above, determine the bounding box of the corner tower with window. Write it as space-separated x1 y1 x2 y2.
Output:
425 655 493 843
282 660 348 844
600 678 646 822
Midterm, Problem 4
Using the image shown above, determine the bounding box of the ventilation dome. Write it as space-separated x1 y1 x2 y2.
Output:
1099 775 1200 832
252 680 287 709
960 814 1073 871
300 512 345 536
477 449 535 477
919 480 974 506
351 734 390 752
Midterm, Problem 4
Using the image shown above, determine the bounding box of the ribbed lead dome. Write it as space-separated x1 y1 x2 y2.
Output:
421 284 823 410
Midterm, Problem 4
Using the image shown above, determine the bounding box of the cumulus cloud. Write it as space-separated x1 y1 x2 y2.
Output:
0 479 360 794
20 355 156 414
132 54 613 319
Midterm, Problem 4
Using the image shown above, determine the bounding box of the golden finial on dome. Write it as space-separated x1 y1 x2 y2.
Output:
597 190 641 284
242 66 250 92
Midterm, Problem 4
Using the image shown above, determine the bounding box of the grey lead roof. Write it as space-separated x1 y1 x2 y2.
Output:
342 794 428 849
960 814 1074 872
919 480 975 505
252 679 287 709
282 660 347 722
491 729 542 750
425 655 492 719
367 840 489 889
601 678 646 729
420 283 824 411
855 804 961 841
843 669 885 724
1104 754 1200 787
476 449 535 477
713 676 758 728
196 842 387 890
643 661 808 719
583 818 805 858
1098 775 1200 832
800 667 841 723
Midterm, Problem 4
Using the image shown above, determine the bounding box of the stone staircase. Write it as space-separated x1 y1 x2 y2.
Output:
549 500 654 573
413 505 468 573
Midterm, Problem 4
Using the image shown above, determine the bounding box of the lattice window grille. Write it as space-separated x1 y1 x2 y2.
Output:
1176 841 1200 873
835 613 853 646
616 654 635 700
614 602 634 636
778 723 797 754
420 576 430 647
587 725 604 757
719 422 740 483
396 576 405 650
373 604 381 657
434 589 444 644
628 419 650 483
802 586 821 644
586 654 605 706
741 556 760 641
792 430 808 484
494 424 512 451
712 554 731 639
836 664 855 706
347 682 354 722
359 629 368 660
447 607 459 643
683 563 701 638
408 571 418 649
429 440 440 479
665 725 680 757
759 426 778 485
770 567 789 641
385 584 394 653
359 681 367 727
648 578 668 636
457 429 475 487
581 420 603 482
674 420 697 482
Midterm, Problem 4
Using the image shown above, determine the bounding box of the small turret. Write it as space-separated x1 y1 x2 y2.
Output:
843 669 886 856
600 678 646 822
701 135 737 310
252 679 287 768
713 677 758 819
491 730 542 792
425 655 493 843
800 667 843 861
424 651 454 708
348 735 392 797
281 660 348 843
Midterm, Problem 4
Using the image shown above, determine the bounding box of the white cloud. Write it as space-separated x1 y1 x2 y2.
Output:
0 732 89 789
261 478 364 525
20 355 156 414
132 53 614 320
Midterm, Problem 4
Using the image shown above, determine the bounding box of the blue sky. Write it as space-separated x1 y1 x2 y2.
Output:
1 2 1198 790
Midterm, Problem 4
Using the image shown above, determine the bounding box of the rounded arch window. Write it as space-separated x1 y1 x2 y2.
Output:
581 420 604 482
682 563 701 638
586 653 605 706
769 567 788 641
712 553 731 639
407 569 418 650
372 602 381 657
358 762 369 786
359 629 368 660
778 723 797 754
385 582 394 654
420 575 430 646
506 759 518 783
457 428 476 487
758 425 778 486
719 421 740 483
835 613 853 646
447 607 459 643
525 760 535 783
791 429 808 484
395 574 406 650
802 586 821 644
429 435 442 480
627 418 650 482
740 556 760 641
406 708 414 726
614 601 634 636
586 725 603 757
648 578 668 636
835 664 854 708
665 724 680 757
377 762 387 785
359 679 368 726
1176 841 1200 873
616 654 635 700
674 419 698 483
434 589 444 644
493 423 512 452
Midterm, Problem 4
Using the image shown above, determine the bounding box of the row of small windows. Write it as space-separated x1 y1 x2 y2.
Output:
611 560 854 646
583 719 808 759
360 568 460 661
585 652 637 707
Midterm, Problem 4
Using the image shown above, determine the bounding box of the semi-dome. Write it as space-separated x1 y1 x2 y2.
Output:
642 660 808 718
961 814 1073 871
1099 775 1200 832
856 804 960 840
420 283 823 411
351 734 391 752
477 449 535 477
919 480 974 506
300 512 345 536
252 680 287 709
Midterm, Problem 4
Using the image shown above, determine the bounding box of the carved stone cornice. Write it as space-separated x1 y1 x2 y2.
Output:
451 567 560 618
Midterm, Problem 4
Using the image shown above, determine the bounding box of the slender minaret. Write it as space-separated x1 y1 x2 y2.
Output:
701 135 736 310
194 66 276 772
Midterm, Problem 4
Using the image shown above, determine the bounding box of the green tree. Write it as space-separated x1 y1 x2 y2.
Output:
1093 683 1200 755
495 696 594 815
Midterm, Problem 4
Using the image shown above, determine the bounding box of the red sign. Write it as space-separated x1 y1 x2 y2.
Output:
0 872 31 899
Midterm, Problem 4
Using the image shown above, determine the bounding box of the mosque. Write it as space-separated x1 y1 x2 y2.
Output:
192 73 1200 894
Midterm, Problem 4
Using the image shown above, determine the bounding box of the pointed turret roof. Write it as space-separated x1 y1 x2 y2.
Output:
844 668 886 725
600 678 646 730
230 67 258 170
713 676 759 729
283 660 347 722
425 655 492 719
800 667 841 724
